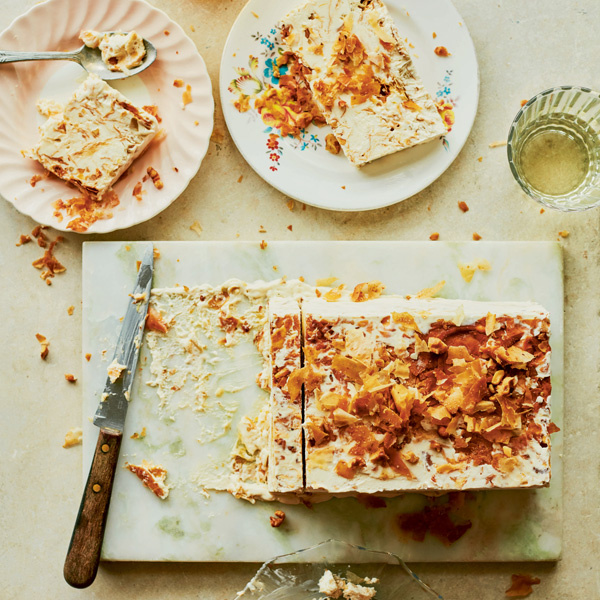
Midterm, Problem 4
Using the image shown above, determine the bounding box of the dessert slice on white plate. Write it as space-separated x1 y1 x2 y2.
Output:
281 0 446 166
25 73 158 199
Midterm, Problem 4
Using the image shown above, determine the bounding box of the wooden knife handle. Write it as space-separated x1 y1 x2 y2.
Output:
64 428 123 588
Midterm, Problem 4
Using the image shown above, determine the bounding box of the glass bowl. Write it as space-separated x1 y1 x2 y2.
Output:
507 85 600 211
234 539 443 599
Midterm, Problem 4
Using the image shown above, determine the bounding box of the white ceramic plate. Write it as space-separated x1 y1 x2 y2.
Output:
0 0 213 233
220 0 478 212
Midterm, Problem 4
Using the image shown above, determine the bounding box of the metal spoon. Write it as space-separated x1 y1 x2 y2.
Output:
0 33 156 80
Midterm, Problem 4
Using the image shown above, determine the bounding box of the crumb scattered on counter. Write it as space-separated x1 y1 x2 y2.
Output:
458 259 491 283
126 461 170 499
259 225 267 233
540 208 545 214
36 333 49 359
260 240 268 250
153 248 160 260
477 156 483 162
251 10 259 18
505 574 541 597
458 201 469 212
558 230 569 238
520 99 528 107
65 373 77 383
63 427 82 448
190 220 203 237
269 510 285 527
434 46 450 56
287 199 294 211
67 305 74 316
238 175 243 183
287 225 293 231
489 140 507 148
472 232 482 241
85 353 92 362
16 234 31 246
429 232 439 241
432 32 437 38
131 427 147 439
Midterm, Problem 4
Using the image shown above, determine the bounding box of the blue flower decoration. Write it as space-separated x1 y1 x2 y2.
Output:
263 58 288 85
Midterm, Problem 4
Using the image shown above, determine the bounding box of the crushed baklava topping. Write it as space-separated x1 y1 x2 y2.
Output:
126 460 170 499
53 191 120 232
36 333 49 359
63 427 83 448
269 510 286 527
505 574 541 597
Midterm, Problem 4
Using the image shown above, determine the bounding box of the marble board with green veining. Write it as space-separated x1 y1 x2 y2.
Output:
82 241 563 562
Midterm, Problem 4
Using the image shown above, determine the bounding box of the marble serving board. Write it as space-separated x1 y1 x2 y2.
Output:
82 241 563 563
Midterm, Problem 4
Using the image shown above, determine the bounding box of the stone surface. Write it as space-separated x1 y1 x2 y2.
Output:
1 0 599 598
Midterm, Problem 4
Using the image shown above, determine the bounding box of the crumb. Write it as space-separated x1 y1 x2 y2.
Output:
132 181 144 202
251 10 259 18
477 156 483 162
190 221 203 237
260 240 267 250
520 99 528 107
182 85 192 108
30 174 44 187
434 46 451 57
65 373 77 383
473 232 482 241
432 32 437 38
302 203 306 211
153 248 160 260
237 175 243 183
458 201 469 212
429 232 440 241
341 185 346 189
299 276 305 282
272 265 278 271
459 259 491 282
173 167 179 172
505 574 541 597
540 208 545 214
85 353 92 362
136 260 142 271
173 79 184 88
558 230 569 238
325 133 341 155
126 461 169 499
287 225 293 231
259 225 267 233
194 120 199 126
287 199 294 211
130 427 147 440
67 305 74 316
36 333 49 359
190 25 196 32
63 427 82 448
164 30 170 36
16 234 31 246
489 140 508 148
147 166 163 190
269 510 285 527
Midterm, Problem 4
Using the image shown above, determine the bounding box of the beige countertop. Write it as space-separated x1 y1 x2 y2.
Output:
1 0 599 598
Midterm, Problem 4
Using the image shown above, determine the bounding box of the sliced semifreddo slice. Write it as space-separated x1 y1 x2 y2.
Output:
301 297 552 495
267 297 304 493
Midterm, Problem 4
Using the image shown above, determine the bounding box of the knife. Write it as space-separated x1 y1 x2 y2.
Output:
64 244 154 588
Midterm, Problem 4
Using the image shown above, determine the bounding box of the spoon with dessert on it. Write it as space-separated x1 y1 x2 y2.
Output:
0 30 156 80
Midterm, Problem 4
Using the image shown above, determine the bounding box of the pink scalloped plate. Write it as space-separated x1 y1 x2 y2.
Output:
0 0 213 233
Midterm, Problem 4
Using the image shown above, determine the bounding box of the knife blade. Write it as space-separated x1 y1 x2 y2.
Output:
64 243 154 589
93 243 154 432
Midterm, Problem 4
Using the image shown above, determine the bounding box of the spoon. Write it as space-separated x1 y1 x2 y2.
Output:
0 33 156 80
